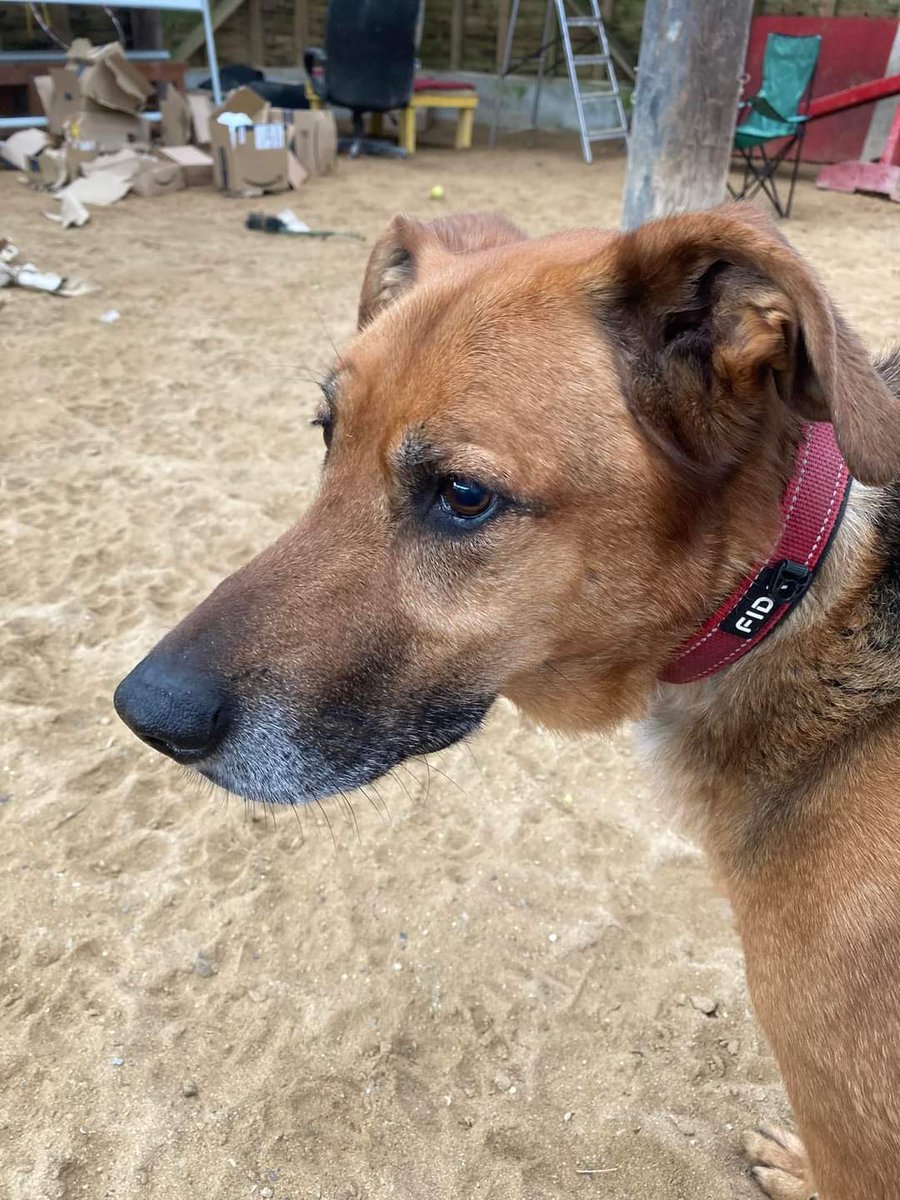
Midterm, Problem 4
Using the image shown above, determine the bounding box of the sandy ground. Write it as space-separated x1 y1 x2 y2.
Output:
3 131 900 1200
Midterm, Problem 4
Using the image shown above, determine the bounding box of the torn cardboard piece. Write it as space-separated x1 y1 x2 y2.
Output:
160 85 192 147
78 42 153 114
0 243 90 296
157 144 214 187
187 91 213 145
46 193 91 228
62 148 140 206
66 38 95 66
1 128 50 172
33 75 55 120
79 146 141 178
63 172 133 206
288 153 309 190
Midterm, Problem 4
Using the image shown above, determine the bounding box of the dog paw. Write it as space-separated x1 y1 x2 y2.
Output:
742 1125 817 1200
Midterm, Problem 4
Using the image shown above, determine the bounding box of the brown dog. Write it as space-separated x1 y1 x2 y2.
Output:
115 204 900 1199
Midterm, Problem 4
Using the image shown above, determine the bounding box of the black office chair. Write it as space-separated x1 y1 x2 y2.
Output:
304 0 420 158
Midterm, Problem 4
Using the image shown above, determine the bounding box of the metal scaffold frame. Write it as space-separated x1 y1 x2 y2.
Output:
0 0 222 131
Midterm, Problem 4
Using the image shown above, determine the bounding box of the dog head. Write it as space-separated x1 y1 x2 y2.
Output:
114 205 900 804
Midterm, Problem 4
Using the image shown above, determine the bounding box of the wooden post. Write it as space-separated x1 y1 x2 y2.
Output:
450 0 465 71
50 4 73 44
293 0 309 63
496 0 511 71
132 9 163 50
621 0 754 230
173 0 246 64
247 0 264 70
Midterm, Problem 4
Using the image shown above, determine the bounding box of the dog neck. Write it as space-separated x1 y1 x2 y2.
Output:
662 423 852 685
640 476 886 869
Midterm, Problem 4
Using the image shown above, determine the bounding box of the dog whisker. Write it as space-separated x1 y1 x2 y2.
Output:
460 738 486 780
387 767 414 808
336 790 361 842
370 779 393 824
314 796 337 850
360 783 390 825
289 797 306 844
543 659 597 711
424 756 469 800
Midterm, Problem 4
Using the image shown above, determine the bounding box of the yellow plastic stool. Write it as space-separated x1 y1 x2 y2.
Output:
400 89 479 155
304 83 478 156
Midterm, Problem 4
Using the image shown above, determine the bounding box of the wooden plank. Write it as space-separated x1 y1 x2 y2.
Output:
450 0 465 70
247 0 264 69
172 0 246 62
808 73 900 121
622 0 754 228
496 0 511 70
293 0 310 62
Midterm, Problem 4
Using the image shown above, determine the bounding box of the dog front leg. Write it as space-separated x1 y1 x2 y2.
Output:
743 1125 817 1200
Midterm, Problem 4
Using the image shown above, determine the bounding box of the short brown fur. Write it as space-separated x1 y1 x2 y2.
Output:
119 206 900 1198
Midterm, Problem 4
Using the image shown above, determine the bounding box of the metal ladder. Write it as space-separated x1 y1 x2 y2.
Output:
490 0 629 165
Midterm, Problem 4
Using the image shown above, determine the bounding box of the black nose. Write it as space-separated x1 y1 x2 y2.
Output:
114 654 232 762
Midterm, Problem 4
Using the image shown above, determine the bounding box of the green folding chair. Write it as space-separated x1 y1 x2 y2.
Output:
730 32 822 219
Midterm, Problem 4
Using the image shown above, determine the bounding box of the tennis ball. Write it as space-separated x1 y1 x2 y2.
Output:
430 185 445 200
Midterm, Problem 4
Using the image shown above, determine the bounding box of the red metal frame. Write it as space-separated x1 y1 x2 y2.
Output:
816 103 900 203
806 74 900 122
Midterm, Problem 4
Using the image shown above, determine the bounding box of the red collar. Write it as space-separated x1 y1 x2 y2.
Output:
662 423 851 685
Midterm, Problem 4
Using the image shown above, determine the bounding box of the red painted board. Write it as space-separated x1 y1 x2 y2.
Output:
743 16 898 163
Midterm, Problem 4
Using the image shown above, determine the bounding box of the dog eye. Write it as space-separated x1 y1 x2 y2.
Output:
311 413 334 449
439 477 497 520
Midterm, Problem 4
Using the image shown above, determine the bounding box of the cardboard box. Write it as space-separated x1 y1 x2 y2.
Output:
65 141 99 179
66 110 150 153
292 110 337 177
211 87 283 194
209 87 306 195
211 118 290 194
131 155 185 198
78 42 153 114
26 145 67 189
160 85 192 147
34 66 95 141
157 144 214 188
47 68 83 136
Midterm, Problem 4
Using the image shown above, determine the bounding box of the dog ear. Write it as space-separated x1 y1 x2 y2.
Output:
608 204 900 485
358 210 527 329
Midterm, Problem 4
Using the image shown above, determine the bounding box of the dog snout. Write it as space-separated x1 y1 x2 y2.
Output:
114 654 233 763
